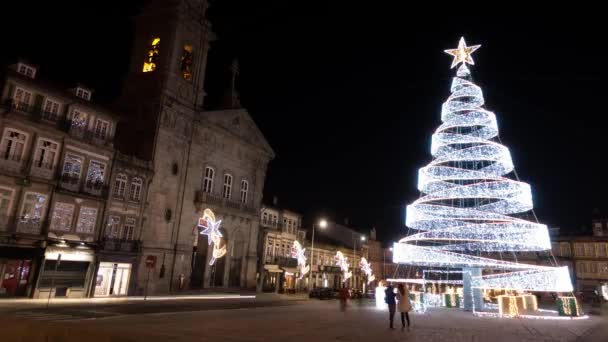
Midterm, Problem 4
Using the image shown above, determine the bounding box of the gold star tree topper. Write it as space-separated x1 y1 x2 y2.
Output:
444 37 481 69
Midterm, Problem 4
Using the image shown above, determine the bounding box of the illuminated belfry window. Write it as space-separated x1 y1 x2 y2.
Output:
181 44 193 81
142 37 160 73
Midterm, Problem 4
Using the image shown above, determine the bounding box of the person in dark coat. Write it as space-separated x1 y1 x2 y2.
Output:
385 283 397 329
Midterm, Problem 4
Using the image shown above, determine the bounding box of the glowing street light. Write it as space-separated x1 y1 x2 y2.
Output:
309 219 327 290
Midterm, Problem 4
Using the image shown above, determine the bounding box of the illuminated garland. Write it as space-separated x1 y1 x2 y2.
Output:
335 251 352 281
198 209 226 266
292 241 309 279
359 257 375 284
393 38 573 294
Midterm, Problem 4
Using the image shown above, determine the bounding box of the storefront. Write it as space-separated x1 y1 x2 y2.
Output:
94 262 132 297
35 245 95 298
262 264 283 292
0 246 43 297
281 267 298 293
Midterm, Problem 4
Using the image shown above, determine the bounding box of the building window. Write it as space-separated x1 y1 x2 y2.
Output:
17 63 36 78
33 139 59 169
560 243 571 257
598 243 608 257
114 173 127 198
75 207 97 234
1 129 28 162
123 217 136 240
94 119 110 140
12 87 32 111
297 231 306 242
18 192 47 233
181 44 193 81
70 109 88 131
589 262 598 274
61 154 83 183
240 180 248 204
129 177 143 201
42 98 60 121
142 37 160 72
0 187 14 218
203 167 214 193
76 87 91 101
49 202 75 232
575 244 584 257
222 174 233 199
86 160 106 189
585 243 595 257
106 216 121 238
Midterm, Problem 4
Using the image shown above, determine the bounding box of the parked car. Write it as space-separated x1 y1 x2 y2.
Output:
309 287 335 300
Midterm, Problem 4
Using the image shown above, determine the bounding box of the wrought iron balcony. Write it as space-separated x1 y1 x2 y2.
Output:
265 256 298 268
30 161 55 180
101 238 142 253
0 154 26 174
194 190 258 214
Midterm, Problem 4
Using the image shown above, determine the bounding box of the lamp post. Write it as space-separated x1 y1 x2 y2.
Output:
308 219 327 291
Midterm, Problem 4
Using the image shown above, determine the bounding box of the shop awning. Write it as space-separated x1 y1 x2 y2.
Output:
281 267 298 275
264 264 283 273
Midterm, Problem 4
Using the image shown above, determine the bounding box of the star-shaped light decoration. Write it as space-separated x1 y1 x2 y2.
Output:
292 241 309 279
444 37 481 69
198 208 227 266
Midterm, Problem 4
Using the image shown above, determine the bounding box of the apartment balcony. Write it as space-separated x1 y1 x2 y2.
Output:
58 174 81 192
30 162 55 180
0 215 14 233
194 190 258 215
15 217 43 235
83 180 109 197
0 155 26 174
264 256 298 268
101 238 142 254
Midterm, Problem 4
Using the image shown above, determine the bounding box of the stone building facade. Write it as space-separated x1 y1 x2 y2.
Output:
116 0 274 294
259 205 305 292
0 61 121 298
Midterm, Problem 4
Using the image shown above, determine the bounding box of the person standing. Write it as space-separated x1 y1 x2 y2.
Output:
396 284 412 330
339 286 350 312
384 283 397 329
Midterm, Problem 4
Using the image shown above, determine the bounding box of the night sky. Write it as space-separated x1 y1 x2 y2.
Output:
2 2 606 244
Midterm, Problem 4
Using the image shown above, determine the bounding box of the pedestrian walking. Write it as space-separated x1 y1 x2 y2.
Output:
339 286 350 312
384 283 397 329
396 283 412 330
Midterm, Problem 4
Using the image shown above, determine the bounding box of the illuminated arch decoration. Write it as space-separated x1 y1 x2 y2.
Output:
335 251 352 282
393 37 573 295
292 241 309 279
198 208 227 266
359 257 375 284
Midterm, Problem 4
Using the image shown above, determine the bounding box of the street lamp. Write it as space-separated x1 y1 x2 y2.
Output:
309 219 327 291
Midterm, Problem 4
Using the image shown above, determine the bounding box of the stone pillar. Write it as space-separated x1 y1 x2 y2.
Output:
463 267 483 312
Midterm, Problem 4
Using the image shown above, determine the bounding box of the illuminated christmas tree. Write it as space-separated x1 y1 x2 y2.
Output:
393 37 573 312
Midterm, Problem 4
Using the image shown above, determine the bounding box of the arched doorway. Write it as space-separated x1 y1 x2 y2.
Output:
190 233 208 288
229 232 246 287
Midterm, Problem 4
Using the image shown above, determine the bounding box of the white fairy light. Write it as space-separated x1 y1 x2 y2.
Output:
292 241 309 279
393 38 573 297
335 251 352 281
359 257 375 284
198 209 226 266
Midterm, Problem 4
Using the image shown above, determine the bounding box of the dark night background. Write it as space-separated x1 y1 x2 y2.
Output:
1 2 606 244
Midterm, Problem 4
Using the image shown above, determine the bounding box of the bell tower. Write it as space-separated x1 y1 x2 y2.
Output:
122 0 212 110
117 0 215 295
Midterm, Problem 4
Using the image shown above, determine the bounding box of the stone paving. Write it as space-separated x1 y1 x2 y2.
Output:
1 299 606 341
